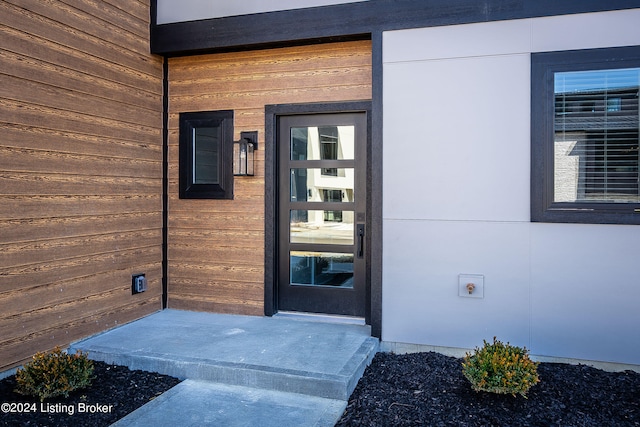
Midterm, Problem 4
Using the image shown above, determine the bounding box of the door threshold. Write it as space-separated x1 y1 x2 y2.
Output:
274 311 366 326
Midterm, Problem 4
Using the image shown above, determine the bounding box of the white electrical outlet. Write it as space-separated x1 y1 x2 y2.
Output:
458 274 484 298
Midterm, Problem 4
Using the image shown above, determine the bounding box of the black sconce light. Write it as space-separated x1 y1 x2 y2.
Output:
234 131 258 176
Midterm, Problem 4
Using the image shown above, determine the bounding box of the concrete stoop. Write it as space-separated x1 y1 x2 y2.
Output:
70 309 379 426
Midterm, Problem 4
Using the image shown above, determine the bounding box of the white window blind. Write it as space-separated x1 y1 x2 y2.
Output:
553 68 639 203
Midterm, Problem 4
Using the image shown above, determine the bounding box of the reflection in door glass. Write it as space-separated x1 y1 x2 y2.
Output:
290 126 355 160
290 169 354 202
290 251 354 288
290 210 354 245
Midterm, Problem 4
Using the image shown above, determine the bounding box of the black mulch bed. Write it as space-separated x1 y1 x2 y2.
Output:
337 352 640 427
0 361 181 427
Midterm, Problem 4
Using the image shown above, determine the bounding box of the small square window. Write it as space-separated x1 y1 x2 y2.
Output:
531 47 640 224
179 111 234 199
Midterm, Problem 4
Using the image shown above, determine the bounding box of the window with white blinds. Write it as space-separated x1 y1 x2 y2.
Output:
554 68 639 203
531 47 640 224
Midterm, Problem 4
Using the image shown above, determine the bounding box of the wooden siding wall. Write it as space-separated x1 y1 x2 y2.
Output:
0 1 164 370
168 40 372 314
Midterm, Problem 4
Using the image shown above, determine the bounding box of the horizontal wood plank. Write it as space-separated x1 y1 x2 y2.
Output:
169 228 264 243
0 147 161 180
170 85 372 111
170 66 371 95
0 195 161 220
169 247 265 268
0 229 161 269
170 261 264 280
0 212 161 243
0 172 160 196
168 213 264 231
168 297 263 316
1 123 162 161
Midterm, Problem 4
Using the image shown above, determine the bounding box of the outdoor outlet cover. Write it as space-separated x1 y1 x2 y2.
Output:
132 274 147 294
458 274 484 298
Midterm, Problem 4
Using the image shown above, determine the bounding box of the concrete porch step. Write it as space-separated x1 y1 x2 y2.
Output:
70 309 378 401
111 379 347 427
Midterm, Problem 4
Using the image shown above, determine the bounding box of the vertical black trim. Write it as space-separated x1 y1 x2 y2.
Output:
150 0 157 27
370 31 383 338
264 107 277 316
149 0 159 55
161 57 168 309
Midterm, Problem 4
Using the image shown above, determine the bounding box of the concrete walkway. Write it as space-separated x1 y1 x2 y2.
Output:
70 309 379 426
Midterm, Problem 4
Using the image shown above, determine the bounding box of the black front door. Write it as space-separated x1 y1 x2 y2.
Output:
277 112 367 317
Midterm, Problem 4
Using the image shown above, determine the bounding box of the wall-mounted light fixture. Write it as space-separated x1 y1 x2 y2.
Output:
234 131 258 176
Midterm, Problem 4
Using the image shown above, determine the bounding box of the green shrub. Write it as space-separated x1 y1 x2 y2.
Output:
15 346 94 401
462 337 539 398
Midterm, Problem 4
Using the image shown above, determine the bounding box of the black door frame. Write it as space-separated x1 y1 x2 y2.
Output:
265 101 373 325
277 112 367 316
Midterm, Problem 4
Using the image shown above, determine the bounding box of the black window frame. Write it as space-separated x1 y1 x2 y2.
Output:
531 46 640 225
179 110 234 199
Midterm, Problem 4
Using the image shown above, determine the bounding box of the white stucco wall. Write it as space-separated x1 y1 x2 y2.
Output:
156 0 368 24
382 9 640 365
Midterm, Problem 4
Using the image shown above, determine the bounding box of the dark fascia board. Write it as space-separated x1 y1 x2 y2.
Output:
151 1 375 55
151 0 640 56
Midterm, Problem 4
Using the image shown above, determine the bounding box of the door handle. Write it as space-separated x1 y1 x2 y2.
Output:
357 224 365 258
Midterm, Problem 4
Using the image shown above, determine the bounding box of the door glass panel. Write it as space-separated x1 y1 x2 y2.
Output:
290 169 354 202
290 251 354 288
290 126 355 160
290 210 354 244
